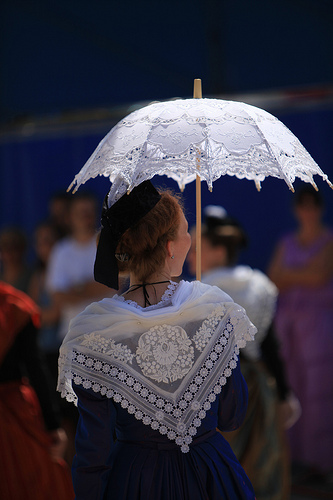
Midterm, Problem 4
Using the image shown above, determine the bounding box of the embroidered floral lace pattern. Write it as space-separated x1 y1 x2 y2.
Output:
68 98 331 196
81 333 135 363
136 325 194 383
193 304 226 351
58 301 256 453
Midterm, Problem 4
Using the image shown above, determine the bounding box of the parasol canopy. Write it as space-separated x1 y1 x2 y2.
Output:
69 94 332 195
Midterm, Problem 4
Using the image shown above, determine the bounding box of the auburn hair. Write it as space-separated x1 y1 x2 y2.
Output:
116 191 183 281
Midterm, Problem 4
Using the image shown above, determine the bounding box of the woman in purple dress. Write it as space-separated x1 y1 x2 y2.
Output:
268 186 333 475
58 181 256 499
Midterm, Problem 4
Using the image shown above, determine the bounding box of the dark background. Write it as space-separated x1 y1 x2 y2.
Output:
1 0 332 274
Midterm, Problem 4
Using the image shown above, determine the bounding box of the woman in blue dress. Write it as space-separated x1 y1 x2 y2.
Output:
58 181 256 499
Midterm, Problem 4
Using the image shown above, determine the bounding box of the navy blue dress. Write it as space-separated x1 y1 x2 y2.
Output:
72 361 255 499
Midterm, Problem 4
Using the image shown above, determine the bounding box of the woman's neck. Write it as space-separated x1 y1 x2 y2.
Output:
124 271 172 307
129 270 171 287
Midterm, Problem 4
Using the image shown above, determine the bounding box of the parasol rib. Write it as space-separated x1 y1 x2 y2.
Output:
193 79 202 282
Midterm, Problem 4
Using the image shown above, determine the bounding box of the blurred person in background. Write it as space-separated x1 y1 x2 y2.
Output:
46 191 114 464
268 186 333 480
28 220 63 441
0 226 33 293
48 190 72 239
0 281 74 500
46 191 113 342
187 205 300 500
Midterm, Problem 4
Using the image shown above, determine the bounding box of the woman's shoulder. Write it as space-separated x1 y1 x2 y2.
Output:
181 279 234 305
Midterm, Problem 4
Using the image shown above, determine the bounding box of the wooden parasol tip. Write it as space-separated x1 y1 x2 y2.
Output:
67 181 74 193
193 79 202 99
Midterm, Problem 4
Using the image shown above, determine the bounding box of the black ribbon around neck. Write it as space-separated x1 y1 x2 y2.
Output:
125 280 170 308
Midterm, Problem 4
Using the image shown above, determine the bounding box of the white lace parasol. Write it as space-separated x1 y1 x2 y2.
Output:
68 96 332 196
68 80 332 280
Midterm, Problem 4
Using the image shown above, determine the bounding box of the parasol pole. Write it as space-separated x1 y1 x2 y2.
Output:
193 79 202 281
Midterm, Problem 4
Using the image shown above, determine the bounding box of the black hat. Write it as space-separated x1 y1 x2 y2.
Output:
94 180 161 289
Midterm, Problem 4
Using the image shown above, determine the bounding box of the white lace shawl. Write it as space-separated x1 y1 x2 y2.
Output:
58 280 256 453
202 267 278 361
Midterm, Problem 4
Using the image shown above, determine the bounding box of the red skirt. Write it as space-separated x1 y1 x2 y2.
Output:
0 379 74 500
